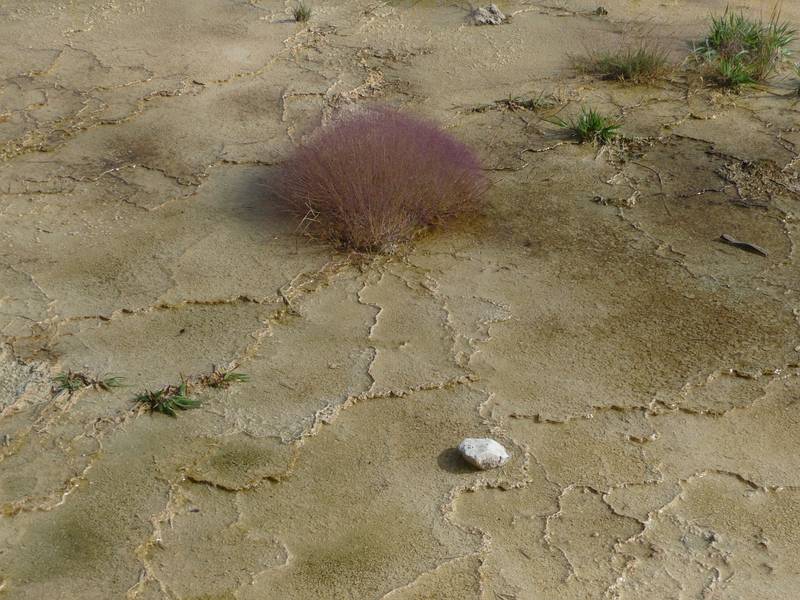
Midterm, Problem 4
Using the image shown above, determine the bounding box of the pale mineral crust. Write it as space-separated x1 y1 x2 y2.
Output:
1 1 800 599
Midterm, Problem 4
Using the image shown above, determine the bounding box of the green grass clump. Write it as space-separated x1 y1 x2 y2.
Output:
293 2 312 22
52 370 125 394
694 7 796 87
134 367 249 417
715 55 757 87
577 42 672 83
552 108 620 145
135 382 200 418
199 367 250 388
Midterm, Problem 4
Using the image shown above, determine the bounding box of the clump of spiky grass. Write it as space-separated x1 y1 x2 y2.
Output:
52 370 125 394
577 41 672 83
135 382 199 417
552 108 620 145
198 367 250 388
715 55 758 87
292 2 312 22
694 6 796 87
278 106 488 252
134 367 249 417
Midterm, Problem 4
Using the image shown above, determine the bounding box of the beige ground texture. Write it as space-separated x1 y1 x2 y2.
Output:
1 0 800 598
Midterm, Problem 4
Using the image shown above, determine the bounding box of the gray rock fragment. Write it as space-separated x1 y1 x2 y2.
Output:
470 4 507 26
458 438 510 470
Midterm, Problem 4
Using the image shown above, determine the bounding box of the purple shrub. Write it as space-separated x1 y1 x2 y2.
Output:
277 106 488 252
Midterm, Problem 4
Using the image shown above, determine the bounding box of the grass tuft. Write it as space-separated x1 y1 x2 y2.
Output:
199 367 250 388
293 2 312 22
577 42 672 83
222 372 250 384
278 105 487 252
552 108 620 145
715 54 757 87
135 382 200 418
52 370 125 394
694 6 796 87
52 371 85 393
134 366 249 417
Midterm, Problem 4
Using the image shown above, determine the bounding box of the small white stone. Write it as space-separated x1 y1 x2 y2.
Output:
470 4 507 26
458 438 510 470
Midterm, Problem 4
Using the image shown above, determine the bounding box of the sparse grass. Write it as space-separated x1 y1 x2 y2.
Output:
135 382 200 418
469 92 558 114
694 6 796 88
292 2 312 22
52 370 125 394
52 372 87 393
552 108 620 145
278 105 487 252
497 92 557 111
135 366 249 417
576 41 672 83
199 367 250 388
793 63 800 93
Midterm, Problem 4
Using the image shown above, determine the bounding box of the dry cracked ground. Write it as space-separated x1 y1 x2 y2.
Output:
1 0 800 598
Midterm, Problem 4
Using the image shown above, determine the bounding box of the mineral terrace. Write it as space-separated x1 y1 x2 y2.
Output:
1 1 799 598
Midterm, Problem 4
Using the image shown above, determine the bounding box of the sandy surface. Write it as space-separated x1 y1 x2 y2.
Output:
2 1 800 598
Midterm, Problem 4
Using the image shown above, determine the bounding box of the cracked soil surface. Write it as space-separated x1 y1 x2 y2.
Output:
1 1 800 598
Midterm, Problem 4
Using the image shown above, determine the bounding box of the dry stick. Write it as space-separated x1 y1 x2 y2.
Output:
519 141 569 155
631 160 672 217
489 141 570 186
680 185 731 198
293 205 320 255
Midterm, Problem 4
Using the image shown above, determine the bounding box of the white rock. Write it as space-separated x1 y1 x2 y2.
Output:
458 438 510 470
470 4 507 26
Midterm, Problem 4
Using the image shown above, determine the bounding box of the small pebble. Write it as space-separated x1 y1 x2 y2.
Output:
471 4 507 26
458 438 510 470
